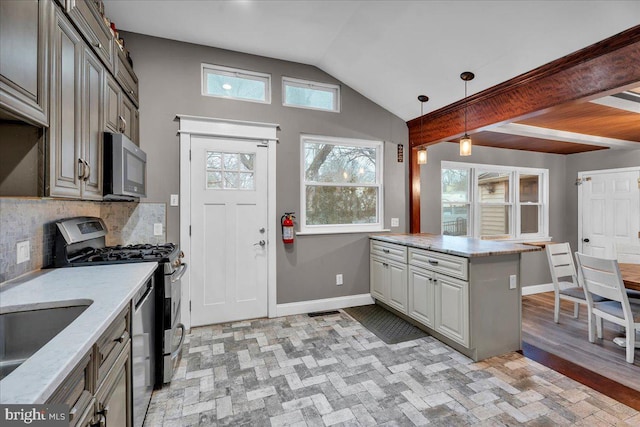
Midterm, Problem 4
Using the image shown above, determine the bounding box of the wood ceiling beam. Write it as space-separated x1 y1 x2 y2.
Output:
407 25 640 233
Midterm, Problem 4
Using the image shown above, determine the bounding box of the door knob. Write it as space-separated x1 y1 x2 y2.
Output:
254 240 266 247
259 228 265 233
583 238 590 243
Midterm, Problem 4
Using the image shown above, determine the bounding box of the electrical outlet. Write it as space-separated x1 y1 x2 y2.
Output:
509 274 517 290
154 223 163 236
170 194 179 206
336 274 343 286
17 241 30 264
391 218 399 227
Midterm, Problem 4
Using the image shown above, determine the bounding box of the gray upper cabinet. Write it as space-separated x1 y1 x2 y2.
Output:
48 5 83 197
115 47 139 107
121 93 139 145
105 74 120 133
48 7 104 200
65 0 114 73
0 0 49 126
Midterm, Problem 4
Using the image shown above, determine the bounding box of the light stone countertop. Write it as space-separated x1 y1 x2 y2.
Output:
0 263 157 404
370 233 542 258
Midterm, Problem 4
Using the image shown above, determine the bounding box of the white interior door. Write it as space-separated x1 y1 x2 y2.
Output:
190 136 268 326
580 169 640 258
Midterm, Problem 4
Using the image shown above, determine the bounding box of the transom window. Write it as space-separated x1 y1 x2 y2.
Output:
283 77 340 112
441 161 548 241
300 135 383 234
206 151 255 190
201 64 271 104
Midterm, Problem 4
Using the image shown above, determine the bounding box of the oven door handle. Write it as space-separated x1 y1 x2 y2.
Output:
171 323 185 359
170 263 187 283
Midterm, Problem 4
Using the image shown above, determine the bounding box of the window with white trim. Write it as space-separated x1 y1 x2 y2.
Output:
201 63 271 104
301 135 383 234
441 161 549 241
283 77 340 112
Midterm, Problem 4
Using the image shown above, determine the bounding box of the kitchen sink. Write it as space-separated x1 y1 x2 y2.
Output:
0 300 92 380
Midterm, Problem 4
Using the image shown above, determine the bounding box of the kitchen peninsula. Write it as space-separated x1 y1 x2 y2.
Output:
370 233 541 361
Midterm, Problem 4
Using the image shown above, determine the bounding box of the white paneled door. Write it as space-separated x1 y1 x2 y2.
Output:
579 169 640 258
190 136 268 326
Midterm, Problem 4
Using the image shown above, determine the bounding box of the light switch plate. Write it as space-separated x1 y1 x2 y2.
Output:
17 241 30 264
336 274 343 285
170 194 179 206
154 223 163 236
391 218 399 227
509 274 517 290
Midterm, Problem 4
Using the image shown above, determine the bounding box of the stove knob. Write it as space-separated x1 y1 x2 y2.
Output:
179 251 185 259
173 259 181 268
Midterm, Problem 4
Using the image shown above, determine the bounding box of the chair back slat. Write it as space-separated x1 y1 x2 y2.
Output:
575 253 626 302
546 243 578 287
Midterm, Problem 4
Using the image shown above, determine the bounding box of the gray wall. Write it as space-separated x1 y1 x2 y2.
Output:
122 32 408 304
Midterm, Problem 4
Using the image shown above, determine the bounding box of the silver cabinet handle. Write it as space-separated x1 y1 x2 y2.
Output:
77 158 85 180
92 41 102 49
118 115 127 133
129 90 134 95
83 159 90 181
383 249 390 253
253 240 266 247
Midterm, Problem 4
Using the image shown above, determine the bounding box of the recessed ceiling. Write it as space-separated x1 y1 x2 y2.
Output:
103 1 640 122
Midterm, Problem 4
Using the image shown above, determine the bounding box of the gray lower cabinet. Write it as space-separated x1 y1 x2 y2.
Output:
46 306 132 427
434 273 469 346
48 7 103 199
370 253 408 314
407 265 435 328
0 0 49 126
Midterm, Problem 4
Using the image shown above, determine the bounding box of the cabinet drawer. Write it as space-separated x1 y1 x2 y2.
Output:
46 351 93 425
408 248 468 281
115 47 138 106
95 306 129 386
370 240 407 263
66 0 114 72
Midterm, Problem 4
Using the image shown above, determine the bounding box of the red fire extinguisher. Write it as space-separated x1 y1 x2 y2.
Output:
281 212 295 244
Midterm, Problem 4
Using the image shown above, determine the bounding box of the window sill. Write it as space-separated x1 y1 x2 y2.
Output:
296 229 391 236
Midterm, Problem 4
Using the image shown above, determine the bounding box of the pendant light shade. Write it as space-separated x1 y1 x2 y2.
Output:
459 71 475 157
417 94 429 165
417 148 428 164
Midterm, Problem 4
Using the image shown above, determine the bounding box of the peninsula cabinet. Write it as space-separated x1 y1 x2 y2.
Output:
370 234 535 361
48 7 103 200
370 240 408 314
0 0 49 126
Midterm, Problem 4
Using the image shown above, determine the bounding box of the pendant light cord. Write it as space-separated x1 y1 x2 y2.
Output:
464 80 468 135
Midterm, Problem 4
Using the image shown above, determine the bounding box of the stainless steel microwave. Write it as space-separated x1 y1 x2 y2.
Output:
103 132 147 200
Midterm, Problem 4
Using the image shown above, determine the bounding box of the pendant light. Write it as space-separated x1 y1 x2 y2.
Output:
416 95 429 165
459 71 474 156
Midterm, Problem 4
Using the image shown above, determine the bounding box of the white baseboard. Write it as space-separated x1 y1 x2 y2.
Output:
522 283 554 296
275 293 374 317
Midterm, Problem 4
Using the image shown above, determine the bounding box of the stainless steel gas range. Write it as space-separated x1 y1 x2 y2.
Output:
52 217 186 427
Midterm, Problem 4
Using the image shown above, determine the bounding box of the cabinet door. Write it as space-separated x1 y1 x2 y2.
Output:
0 0 48 126
370 256 388 302
120 94 135 143
95 341 131 427
80 46 103 200
104 74 120 133
387 260 408 314
408 266 434 327
48 7 83 198
434 274 469 346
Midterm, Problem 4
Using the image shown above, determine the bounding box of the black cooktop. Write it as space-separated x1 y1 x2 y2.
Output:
67 243 177 265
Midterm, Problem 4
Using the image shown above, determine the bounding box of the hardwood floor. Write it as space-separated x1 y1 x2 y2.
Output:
522 292 640 395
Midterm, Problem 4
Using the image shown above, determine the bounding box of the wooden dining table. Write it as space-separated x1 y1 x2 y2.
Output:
620 263 640 292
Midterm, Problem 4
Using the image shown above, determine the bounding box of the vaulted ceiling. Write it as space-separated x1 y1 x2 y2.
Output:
104 1 640 154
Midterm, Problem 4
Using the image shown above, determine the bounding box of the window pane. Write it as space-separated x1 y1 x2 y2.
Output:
206 73 266 102
520 174 539 203
206 172 222 189
285 85 335 110
224 172 238 188
442 204 469 236
478 172 510 203
304 143 376 184
442 169 469 203
238 172 255 190
207 152 222 169
480 205 511 238
223 153 239 170
239 154 254 171
305 186 378 225
521 205 539 234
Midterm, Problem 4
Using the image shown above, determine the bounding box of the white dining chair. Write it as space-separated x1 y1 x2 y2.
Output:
575 252 640 364
546 243 604 323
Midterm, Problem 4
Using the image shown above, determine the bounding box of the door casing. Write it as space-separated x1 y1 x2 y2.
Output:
178 115 278 330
